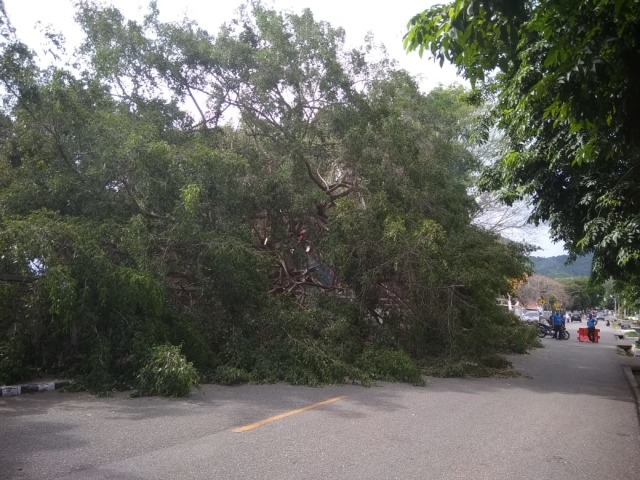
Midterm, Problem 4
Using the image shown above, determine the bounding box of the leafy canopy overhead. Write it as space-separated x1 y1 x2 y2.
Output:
0 0 536 387
405 0 640 285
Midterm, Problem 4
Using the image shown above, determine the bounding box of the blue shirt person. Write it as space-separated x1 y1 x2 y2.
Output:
552 312 565 340
586 315 597 342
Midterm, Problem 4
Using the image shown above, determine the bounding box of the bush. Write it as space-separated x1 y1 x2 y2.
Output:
356 348 424 385
210 298 368 386
423 354 516 378
0 338 29 385
501 323 541 354
135 344 200 397
424 358 483 377
457 317 540 358
68 336 116 396
479 354 512 370
212 365 252 385
252 336 360 387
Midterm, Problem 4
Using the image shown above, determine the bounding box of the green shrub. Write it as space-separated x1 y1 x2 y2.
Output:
255 337 360 387
0 338 29 385
423 354 516 378
135 344 200 397
356 348 424 385
429 359 480 377
69 336 115 396
479 354 512 370
458 318 540 357
502 323 540 354
212 365 251 385
617 346 634 357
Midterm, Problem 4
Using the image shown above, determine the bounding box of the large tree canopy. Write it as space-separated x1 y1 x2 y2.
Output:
405 0 640 286
0 1 535 389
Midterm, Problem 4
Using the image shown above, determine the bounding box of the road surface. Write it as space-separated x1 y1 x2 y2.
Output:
1 321 639 479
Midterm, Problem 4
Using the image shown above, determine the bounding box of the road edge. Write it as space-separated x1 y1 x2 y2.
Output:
622 366 640 423
0 380 71 397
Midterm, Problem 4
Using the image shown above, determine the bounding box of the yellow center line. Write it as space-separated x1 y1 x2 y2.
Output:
232 395 347 433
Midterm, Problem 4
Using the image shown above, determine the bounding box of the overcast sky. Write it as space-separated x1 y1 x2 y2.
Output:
5 0 462 91
3 0 567 257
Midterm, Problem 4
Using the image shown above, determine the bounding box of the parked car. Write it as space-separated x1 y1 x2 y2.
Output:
570 312 582 322
520 310 541 323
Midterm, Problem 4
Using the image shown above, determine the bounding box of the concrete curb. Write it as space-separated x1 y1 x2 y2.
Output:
0 380 71 397
622 366 640 423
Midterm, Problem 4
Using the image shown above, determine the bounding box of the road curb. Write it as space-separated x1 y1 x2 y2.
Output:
0 380 71 397
622 366 640 423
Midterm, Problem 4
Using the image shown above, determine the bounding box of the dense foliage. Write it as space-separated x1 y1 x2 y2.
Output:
405 0 640 287
133 344 200 397
0 1 536 391
557 277 605 312
515 273 605 312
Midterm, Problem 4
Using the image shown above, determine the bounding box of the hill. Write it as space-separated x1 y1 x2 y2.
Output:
531 254 593 278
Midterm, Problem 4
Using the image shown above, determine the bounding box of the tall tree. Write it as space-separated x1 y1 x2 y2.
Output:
405 0 640 285
558 277 604 311
0 1 536 387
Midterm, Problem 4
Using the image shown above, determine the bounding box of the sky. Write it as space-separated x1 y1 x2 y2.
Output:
3 0 568 257
4 0 462 91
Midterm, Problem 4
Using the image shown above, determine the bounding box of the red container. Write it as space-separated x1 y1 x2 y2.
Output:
578 328 599 343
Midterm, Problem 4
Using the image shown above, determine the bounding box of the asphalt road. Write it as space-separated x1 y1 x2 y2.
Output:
2 321 640 480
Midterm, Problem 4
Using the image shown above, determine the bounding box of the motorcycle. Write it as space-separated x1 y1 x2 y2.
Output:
537 322 570 340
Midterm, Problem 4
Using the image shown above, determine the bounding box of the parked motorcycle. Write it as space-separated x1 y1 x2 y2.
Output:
537 322 570 340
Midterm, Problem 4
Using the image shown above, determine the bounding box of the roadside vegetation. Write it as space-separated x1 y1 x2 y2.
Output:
406 0 640 319
0 2 538 394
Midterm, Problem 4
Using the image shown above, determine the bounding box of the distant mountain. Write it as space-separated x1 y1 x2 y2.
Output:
531 254 593 278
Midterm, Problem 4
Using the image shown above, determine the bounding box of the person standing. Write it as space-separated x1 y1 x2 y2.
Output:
587 314 597 342
552 311 564 340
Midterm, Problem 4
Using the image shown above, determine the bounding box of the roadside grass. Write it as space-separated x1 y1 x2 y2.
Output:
617 347 634 357
421 354 523 378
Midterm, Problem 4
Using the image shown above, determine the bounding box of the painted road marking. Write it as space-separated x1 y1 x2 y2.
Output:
232 395 347 432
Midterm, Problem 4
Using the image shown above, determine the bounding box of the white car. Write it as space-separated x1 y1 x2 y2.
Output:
520 310 541 323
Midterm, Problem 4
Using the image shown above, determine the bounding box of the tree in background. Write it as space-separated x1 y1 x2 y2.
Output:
405 1 640 287
558 277 604 312
515 275 568 311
